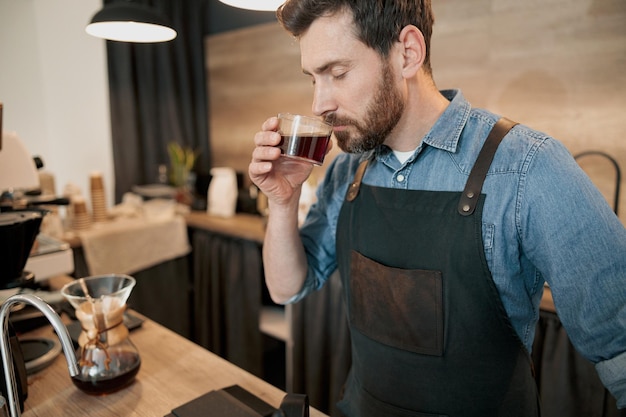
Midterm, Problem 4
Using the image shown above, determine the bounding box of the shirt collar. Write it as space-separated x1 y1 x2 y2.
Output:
421 89 471 153
361 89 471 163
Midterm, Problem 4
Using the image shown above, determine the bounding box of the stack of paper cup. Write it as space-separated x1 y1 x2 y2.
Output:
38 172 56 196
72 196 92 231
90 171 108 223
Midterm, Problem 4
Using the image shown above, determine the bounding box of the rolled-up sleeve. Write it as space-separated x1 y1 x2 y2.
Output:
597 351 626 408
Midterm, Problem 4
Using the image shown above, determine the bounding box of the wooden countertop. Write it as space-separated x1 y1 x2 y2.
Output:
184 211 266 244
20 314 326 417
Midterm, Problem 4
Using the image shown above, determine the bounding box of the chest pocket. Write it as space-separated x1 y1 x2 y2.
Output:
349 250 444 356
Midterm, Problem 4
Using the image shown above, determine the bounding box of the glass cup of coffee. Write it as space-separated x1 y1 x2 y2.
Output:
276 113 333 165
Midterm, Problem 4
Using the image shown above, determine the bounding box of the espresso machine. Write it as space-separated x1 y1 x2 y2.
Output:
0 102 43 288
0 103 77 413
0 103 73 288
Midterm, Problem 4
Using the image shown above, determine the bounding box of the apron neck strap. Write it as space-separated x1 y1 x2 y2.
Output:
346 158 370 202
458 117 518 216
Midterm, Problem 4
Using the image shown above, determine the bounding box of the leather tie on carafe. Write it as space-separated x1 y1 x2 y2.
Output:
75 298 128 370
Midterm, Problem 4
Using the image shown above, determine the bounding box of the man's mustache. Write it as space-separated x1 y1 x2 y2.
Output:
324 113 353 127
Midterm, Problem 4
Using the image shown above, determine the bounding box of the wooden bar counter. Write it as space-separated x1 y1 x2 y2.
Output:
184 211 266 244
21 315 326 417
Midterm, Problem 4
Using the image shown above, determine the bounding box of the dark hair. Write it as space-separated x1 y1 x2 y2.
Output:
277 0 434 74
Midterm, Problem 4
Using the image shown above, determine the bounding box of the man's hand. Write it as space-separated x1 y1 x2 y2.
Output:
248 116 316 206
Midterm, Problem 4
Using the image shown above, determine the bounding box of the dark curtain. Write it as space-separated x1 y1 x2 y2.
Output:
104 0 210 203
532 310 626 417
126 255 192 339
190 228 264 377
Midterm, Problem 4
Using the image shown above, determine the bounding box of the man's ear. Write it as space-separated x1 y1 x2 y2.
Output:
398 25 426 78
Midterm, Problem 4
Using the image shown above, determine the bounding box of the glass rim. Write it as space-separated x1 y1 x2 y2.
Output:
60 274 136 300
277 112 332 128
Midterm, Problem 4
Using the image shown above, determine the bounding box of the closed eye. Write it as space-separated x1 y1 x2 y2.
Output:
303 60 352 84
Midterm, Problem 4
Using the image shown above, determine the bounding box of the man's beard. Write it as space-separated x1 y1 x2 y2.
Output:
325 62 404 154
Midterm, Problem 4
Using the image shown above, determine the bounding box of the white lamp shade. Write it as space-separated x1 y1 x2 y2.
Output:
218 0 285 12
86 21 177 43
86 3 177 43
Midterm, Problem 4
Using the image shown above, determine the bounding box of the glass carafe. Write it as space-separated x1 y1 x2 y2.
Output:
61 274 141 395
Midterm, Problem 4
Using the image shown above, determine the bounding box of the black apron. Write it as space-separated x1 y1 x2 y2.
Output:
335 118 540 417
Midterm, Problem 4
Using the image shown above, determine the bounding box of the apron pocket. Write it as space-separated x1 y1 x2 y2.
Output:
349 250 443 356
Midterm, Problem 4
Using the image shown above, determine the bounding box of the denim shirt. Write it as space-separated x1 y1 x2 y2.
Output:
295 89 626 405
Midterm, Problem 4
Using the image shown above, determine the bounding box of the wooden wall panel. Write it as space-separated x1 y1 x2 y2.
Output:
207 0 626 221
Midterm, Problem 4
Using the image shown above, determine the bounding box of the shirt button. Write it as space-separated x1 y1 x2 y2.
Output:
396 174 405 182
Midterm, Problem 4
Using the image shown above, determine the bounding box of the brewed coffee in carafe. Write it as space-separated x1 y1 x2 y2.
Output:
61 274 141 395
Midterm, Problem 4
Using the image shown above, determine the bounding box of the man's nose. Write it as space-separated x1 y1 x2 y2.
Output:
311 82 337 117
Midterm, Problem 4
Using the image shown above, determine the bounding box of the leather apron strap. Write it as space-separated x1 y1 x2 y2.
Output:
346 158 370 202
458 117 518 215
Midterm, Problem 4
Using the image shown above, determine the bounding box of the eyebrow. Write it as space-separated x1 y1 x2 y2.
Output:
302 59 351 76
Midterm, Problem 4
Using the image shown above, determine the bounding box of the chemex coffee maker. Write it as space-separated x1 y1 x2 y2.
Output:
0 103 80 417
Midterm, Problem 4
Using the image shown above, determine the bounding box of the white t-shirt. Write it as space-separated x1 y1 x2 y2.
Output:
393 149 417 164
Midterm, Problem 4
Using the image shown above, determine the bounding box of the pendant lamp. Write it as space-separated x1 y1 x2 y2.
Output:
217 0 285 12
86 2 177 43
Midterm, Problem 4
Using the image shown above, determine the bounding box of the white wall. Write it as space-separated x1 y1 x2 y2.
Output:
0 0 113 206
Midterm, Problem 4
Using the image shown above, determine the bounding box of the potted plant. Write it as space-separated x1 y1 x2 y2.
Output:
167 142 197 205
